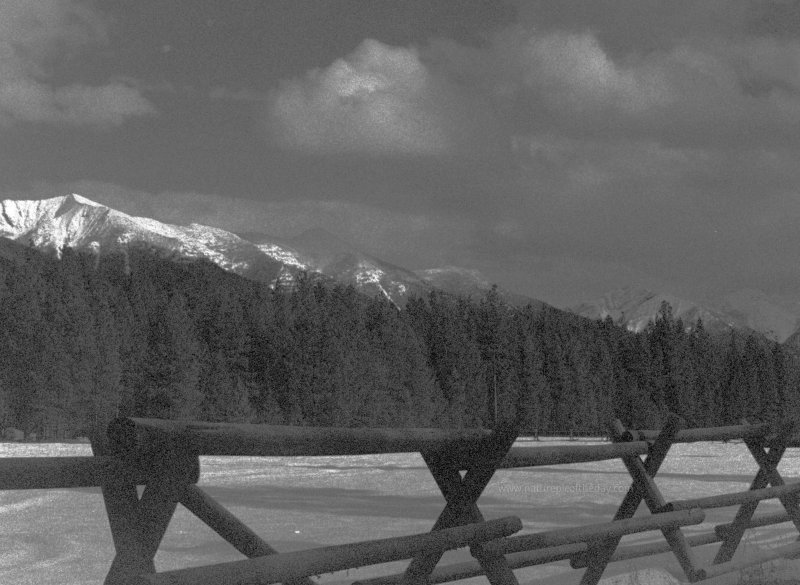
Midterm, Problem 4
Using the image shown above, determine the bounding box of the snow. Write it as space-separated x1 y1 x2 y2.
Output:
355 263 385 286
2 439 800 585
257 243 309 269
0 195 264 275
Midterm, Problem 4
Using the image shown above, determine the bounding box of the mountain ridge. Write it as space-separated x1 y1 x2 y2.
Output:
0 194 533 307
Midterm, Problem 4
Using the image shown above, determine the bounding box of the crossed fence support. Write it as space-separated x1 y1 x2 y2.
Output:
359 415 800 585
570 415 800 583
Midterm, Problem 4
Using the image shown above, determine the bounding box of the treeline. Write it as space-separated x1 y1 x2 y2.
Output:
0 245 798 440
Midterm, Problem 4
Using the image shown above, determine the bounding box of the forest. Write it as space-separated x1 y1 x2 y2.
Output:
0 244 798 440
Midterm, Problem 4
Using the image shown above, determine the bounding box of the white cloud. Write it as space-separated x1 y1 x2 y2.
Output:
0 0 155 126
265 39 498 157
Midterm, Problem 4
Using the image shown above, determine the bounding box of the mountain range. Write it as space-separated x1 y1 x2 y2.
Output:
0 194 537 308
2 194 798 342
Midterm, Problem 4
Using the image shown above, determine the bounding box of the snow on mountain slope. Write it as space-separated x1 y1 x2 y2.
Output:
0 195 433 304
0 194 282 282
0 195 550 308
570 287 738 334
255 242 309 270
279 228 433 305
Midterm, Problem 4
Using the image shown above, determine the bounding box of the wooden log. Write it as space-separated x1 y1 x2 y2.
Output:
621 423 771 444
130 516 523 585
363 526 721 585
353 543 587 585
483 509 704 556
715 511 791 538
107 417 494 460
661 483 800 512
571 532 721 568
499 441 649 468
698 541 800 580
178 485 316 585
0 456 151 489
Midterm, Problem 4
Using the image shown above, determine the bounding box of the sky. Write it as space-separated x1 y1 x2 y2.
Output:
2 0 800 309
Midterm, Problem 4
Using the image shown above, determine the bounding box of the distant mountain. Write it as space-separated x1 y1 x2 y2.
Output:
237 228 434 305
415 266 548 309
569 287 738 335
569 286 800 341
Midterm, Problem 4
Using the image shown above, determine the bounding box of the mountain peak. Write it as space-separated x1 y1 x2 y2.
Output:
54 193 105 218
64 193 102 207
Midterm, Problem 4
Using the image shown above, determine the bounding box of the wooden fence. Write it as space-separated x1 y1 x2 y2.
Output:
1 414 799 585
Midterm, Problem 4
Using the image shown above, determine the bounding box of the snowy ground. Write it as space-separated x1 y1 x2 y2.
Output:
0 439 799 585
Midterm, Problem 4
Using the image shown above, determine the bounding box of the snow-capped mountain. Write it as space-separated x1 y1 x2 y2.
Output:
0 195 468 306
569 287 739 335
0 194 284 282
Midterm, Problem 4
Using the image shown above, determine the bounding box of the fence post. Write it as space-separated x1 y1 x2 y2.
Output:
92 434 199 585
402 424 520 585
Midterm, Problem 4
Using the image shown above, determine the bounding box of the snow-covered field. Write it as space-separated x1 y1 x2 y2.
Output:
1 439 799 585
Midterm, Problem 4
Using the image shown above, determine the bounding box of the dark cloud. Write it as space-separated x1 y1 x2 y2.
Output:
0 1 155 127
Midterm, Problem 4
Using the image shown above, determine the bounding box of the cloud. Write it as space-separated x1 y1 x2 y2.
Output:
264 38 500 157
0 0 155 126
263 21 800 158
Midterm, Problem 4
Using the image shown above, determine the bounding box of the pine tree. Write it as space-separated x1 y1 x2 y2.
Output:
144 292 203 418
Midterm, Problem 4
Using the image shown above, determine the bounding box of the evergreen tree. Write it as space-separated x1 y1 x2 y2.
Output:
143 292 203 418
